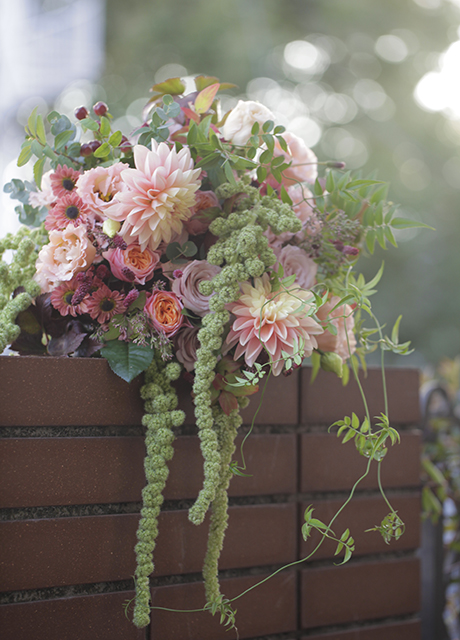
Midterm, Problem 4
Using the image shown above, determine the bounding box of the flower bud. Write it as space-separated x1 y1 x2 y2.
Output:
320 351 343 378
102 219 121 238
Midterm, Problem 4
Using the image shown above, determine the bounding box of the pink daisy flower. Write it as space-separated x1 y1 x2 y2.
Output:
225 273 324 376
104 141 201 252
44 192 90 231
50 165 81 198
85 284 126 324
50 278 89 317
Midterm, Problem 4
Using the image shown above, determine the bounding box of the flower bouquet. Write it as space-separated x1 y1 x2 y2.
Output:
0 75 426 630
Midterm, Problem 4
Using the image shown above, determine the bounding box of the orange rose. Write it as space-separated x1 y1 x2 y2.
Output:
144 290 185 336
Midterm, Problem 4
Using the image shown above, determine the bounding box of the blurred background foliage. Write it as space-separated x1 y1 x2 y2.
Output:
4 0 460 367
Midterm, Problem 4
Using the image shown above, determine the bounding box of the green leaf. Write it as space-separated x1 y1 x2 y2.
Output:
43 145 58 161
223 160 236 185
370 183 389 204
109 131 123 147
99 116 111 137
313 179 323 196
280 185 293 205
261 133 274 153
150 77 185 96
80 117 99 132
262 120 274 133
277 135 288 153
54 129 76 151
259 149 272 165
195 83 220 114
33 157 46 189
391 217 435 230
27 107 38 136
30 140 44 158
365 229 376 254
182 241 198 257
374 203 384 226
325 171 335 193
375 226 386 249
17 144 33 167
342 428 356 444
101 341 154 383
36 115 47 145
94 142 111 158
383 225 397 247
346 179 384 190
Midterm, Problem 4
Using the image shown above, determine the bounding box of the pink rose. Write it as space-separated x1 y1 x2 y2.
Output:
274 245 317 290
171 260 221 316
34 224 96 292
104 243 160 285
316 296 357 362
269 131 318 188
144 290 185 336
174 326 200 372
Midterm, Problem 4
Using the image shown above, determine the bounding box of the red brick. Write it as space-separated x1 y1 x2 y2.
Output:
301 619 421 640
0 591 144 640
0 356 299 427
0 356 144 427
0 504 296 591
155 503 296 576
0 437 146 508
166 433 297 499
300 367 420 426
149 571 297 639
299 494 420 561
0 433 297 509
301 557 420 628
0 515 139 591
301 432 421 492
177 369 300 425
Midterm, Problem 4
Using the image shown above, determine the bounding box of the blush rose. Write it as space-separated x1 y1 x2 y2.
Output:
104 243 160 285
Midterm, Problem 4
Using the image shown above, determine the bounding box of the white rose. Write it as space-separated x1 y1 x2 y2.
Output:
222 100 275 146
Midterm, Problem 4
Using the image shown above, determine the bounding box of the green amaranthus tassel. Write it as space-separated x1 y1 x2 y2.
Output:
202 407 241 606
0 225 47 352
133 357 184 629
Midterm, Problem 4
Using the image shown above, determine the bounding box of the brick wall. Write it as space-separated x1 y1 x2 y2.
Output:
0 357 422 640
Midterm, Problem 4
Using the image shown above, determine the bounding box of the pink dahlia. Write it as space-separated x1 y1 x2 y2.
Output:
85 284 126 324
104 141 201 252
50 165 81 198
225 273 324 376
